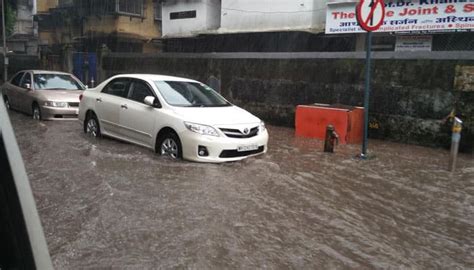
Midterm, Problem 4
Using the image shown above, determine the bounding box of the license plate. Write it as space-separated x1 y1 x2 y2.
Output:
75 109 79 114
237 145 258 152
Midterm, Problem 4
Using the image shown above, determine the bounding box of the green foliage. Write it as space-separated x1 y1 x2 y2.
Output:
5 2 15 37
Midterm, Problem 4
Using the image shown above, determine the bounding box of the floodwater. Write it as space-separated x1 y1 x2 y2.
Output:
8 110 474 269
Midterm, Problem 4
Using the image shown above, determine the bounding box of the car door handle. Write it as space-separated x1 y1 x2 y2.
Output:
121 104 128 109
96 98 102 102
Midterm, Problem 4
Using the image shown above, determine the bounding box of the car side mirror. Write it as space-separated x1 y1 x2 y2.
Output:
23 83 31 90
144 96 161 108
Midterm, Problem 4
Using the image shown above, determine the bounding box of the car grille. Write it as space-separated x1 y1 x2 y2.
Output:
68 102 79 107
219 126 259 139
219 146 264 158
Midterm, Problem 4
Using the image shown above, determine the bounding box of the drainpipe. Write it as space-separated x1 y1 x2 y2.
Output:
32 0 37 15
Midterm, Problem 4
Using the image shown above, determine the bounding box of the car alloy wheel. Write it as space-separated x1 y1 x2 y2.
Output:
161 138 179 159
86 117 100 137
32 105 41 120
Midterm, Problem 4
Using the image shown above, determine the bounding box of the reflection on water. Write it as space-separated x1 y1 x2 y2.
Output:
9 110 474 269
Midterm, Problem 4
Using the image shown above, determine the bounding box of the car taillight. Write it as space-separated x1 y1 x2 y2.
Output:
79 94 83 101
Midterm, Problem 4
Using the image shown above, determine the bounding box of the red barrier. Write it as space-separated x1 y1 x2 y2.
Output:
295 104 364 144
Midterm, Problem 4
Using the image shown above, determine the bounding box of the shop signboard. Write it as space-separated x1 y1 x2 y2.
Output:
326 0 474 34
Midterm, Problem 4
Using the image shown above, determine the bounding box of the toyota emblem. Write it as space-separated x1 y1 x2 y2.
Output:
243 128 250 135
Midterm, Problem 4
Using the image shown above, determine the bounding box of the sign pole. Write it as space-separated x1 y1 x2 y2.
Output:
361 31 372 158
356 0 384 158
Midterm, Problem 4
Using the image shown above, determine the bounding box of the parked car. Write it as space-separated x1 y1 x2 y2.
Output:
78 74 268 163
2 70 86 120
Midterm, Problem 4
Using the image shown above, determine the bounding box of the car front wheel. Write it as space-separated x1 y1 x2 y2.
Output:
158 132 182 159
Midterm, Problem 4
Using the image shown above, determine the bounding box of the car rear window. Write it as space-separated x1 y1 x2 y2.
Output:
102 78 130 98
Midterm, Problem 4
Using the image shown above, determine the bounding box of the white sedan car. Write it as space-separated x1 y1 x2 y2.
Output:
78 74 268 163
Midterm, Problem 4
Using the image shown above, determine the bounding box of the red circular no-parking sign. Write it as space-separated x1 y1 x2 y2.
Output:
356 0 385 32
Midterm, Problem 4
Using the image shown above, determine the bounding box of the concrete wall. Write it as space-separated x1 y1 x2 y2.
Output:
162 0 221 37
220 0 325 33
101 52 474 152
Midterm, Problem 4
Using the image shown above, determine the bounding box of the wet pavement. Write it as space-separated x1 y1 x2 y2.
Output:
8 110 474 269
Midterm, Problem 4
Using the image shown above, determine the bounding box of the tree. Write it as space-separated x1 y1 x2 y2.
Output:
1 0 16 37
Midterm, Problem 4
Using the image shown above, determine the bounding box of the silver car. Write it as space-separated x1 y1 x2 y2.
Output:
2 70 86 120
79 74 268 163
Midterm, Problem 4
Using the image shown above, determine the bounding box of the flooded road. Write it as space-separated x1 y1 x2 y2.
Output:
9 110 474 269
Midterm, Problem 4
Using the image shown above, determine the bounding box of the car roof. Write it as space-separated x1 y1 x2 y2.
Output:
112 74 198 83
18 70 74 75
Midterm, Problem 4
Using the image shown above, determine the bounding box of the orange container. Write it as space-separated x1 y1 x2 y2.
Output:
295 104 364 144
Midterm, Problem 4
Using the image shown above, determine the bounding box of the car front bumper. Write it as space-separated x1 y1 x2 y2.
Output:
41 106 79 120
179 129 269 163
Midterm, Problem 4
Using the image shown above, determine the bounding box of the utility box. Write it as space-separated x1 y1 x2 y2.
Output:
295 104 364 144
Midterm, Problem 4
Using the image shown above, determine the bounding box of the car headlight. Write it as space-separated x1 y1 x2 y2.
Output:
44 101 68 107
184 122 219 137
259 121 266 132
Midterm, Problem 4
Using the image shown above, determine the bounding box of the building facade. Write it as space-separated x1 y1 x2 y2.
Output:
35 0 163 84
7 0 38 55
158 0 473 53
161 0 221 37
220 0 325 33
159 0 350 52
36 0 162 54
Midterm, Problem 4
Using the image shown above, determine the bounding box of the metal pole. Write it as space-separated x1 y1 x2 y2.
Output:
361 31 373 158
2 0 8 82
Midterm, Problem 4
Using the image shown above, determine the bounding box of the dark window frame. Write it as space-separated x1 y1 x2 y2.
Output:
127 79 162 107
101 78 131 98
128 80 154 103
20 73 32 89
10 72 25 87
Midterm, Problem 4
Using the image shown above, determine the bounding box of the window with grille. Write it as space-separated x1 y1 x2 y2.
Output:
88 0 117 15
86 0 143 16
118 0 143 16
170 10 197 20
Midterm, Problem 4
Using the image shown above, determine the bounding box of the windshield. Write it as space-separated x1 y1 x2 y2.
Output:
34 74 86 90
154 81 231 107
